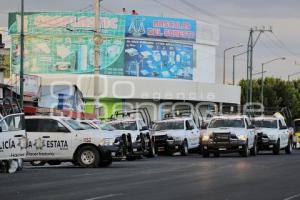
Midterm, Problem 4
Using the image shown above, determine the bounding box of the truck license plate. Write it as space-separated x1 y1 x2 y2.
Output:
158 147 165 151
219 148 226 151
111 152 116 157
133 148 138 152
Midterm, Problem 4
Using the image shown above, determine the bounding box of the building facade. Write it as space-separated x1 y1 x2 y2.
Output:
8 11 240 120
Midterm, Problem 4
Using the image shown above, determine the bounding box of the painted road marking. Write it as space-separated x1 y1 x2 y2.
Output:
84 193 123 200
284 193 300 200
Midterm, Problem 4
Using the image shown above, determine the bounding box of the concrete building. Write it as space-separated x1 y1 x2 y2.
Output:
8 11 240 120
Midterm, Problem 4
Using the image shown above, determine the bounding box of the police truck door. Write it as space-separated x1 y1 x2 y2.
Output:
0 114 27 160
26 118 72 160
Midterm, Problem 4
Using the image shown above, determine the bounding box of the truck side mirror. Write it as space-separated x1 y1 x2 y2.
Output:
0 127 2 132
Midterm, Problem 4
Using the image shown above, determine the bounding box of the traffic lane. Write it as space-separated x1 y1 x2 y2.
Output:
0 152 300 200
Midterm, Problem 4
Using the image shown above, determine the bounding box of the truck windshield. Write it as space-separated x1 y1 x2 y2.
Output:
80 122 97 130
109 121 137 131
63 119 85 130
254 120 277 129
209 119 245 128
154 121 184 131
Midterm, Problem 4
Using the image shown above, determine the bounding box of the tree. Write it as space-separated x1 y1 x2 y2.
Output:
239 77 300 119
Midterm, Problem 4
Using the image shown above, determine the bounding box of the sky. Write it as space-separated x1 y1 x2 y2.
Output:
1 0 300 84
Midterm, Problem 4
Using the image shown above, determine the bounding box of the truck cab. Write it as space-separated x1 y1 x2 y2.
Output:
0 98 27 173
201 115 257 157
152 117 200 156
254 115 292 155
25 115 112 168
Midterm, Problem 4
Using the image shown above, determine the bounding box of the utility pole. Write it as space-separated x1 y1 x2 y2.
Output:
93 0 103 117
20 0 25 109
246 27 272 104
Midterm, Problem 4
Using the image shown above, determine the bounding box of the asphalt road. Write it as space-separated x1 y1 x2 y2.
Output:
1 150 300 200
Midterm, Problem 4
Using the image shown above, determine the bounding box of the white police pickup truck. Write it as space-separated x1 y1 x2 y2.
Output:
0 113 27 173
152 117 200 156
253 114 292 155
25 116 112 168
78 120 128 160
107 118 156 159
201 115 257 157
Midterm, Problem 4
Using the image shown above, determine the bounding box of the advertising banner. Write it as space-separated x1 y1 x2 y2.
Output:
9 12 125 37
9 12 126 75
125 39 193 80
126 16 196 41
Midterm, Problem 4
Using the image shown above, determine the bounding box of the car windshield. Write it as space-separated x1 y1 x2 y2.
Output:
154 121 184 131
79 122 97 130
209 119 245 128
63 119 85 130
254 119 278 129
109 121 137 131
98 123 116 131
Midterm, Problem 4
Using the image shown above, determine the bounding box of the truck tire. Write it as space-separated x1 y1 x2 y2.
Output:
47 161 62 166
250 139 258 156
146 140 156 158
213 152 220 157
285 138 292 154
77 146 100 168
273 139 280 155
180 140 189 156
30 161 46 166
240 142 249 157
202 150 210 158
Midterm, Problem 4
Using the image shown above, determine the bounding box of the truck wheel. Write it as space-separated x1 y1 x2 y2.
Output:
47 161 62 166
126 155 136 161
180 140 189 156
285 139 292 154
146 141 156 158
202 150 210 158
213 152 220 157
240 142 249 157
77 146 100 168
30 161 46 166
250 140 258 156
273 139 280 155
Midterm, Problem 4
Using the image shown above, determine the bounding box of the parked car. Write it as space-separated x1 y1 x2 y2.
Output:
254 114 292 155
25 116 112 168
107 117 156 159
152 117 200 156
201 115 257 157
78 120 128 160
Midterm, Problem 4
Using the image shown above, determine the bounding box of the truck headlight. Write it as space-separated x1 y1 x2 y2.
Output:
237 135 247 141
202 135 210 141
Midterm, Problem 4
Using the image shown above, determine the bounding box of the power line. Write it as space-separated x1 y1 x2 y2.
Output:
151 0 248 32
180 0 249 29
268 32 300 57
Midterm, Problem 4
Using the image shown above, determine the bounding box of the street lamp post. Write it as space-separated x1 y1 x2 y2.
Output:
223 44 243 84
232 51 247 85
20 0 25 109
261 57 285 106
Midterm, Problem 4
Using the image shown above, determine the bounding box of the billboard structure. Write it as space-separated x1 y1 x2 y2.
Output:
9 12 196 80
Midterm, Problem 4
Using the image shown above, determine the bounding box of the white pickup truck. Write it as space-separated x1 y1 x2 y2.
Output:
152 117 201 156
253 114 292 155
25 115 112 168
0 113 27 173
201 115 257 157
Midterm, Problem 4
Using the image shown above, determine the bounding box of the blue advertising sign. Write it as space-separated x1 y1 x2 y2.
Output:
125 39 193 80
126 16 196 41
